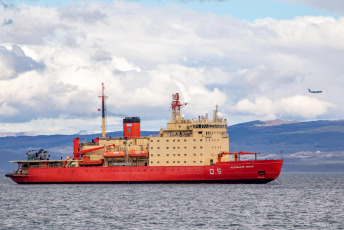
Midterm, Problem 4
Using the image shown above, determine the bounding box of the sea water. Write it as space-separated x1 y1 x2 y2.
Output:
0 173 343 229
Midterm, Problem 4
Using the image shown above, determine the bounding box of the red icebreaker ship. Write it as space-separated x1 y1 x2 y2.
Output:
6 85 283 184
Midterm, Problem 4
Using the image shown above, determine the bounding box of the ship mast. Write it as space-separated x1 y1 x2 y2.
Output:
99 83 107 138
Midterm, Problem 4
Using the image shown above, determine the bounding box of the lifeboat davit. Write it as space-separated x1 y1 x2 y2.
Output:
103 150 126 158
128 150 149 158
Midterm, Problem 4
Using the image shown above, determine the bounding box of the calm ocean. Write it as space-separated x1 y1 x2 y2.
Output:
1 173 343 230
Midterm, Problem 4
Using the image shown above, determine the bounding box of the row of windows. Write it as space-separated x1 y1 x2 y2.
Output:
207 139 220 142
151 146 203 150
151 153 203 157
150 138 223 143
193 124 226 128
205 132 226 136
151 161 203 164
151 139 203 142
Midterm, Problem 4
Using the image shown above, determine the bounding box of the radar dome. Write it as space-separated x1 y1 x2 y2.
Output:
181 114 185 119
217 112 223 121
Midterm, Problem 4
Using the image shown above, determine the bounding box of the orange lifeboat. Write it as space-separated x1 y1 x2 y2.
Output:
128 150 149 158
103 150 126 158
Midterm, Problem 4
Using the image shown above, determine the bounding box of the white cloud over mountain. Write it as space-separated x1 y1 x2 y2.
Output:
235 95 333 119
0 1 343 134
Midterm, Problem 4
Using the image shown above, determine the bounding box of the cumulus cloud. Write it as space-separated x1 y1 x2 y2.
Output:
0 45 44 80
0 102 18 116
284 0 344 15
0 1 343 134
2 18 12 26
277 95 333 118
234 95 333 119
58 5 106 23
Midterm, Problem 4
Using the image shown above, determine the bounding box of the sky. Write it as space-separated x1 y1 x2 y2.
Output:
0 0 343 135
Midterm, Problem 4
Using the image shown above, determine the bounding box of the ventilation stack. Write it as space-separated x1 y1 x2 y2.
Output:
123 117 140 139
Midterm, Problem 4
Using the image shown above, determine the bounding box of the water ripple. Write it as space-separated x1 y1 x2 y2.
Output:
0 173 343 229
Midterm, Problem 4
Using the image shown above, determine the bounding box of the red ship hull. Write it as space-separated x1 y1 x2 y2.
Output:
7 159 283 184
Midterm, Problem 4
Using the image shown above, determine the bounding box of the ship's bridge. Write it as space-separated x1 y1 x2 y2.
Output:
192 123 227 129
160 109 228 138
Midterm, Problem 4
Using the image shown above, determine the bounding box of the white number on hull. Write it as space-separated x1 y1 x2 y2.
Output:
217 168 222 174
209 168 222 175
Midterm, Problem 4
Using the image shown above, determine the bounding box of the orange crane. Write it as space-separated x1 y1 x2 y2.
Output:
73 137 115 160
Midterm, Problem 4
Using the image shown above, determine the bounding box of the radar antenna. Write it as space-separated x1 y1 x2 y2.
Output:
171 93 187 121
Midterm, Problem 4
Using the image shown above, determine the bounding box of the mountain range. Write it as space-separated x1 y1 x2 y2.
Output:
0 132 37 138
1 119 344 173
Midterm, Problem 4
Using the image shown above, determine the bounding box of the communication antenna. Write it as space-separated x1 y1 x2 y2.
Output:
214 104 218 122
171 93 187 121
